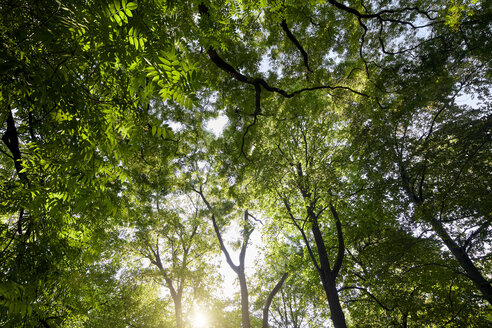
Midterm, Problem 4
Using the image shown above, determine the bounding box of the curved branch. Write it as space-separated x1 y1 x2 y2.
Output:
263 272 289 328
327 0 436 26
198 4 368 98
339 285 395 312
280 19 311 77
240 83 262 160
239 210 254 267
280 195 321 273
193 186 240 272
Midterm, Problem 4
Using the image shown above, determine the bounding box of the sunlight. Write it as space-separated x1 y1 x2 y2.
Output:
205 114 228 136
190 309 209 328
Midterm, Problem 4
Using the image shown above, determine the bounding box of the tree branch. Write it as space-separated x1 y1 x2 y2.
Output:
330 203 345 278
280 19 311 78
263 272 289 328
2 109 28 183
198 3 368 98
193 186 240 272
338 285 394 312
280 195 320 273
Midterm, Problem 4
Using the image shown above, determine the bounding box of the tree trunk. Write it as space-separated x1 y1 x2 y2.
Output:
263 272 288 328
310 216 347 328
429 216 492 305
399 164 492 305
324 274 347 328
238 271 251 328
173 295 183 328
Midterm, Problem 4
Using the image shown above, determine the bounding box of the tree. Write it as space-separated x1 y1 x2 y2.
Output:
131 195 217 328
251 227 331 328
194 184 289 328
345 3 492 304
2 0 491 326
225 94 353 328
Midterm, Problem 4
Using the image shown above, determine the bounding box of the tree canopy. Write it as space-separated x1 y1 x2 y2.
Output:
1 0 491 327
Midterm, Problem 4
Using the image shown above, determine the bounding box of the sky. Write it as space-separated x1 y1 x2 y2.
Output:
205 114 228 136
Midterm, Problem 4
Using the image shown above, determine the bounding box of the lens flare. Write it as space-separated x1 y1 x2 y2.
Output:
190 309 209 328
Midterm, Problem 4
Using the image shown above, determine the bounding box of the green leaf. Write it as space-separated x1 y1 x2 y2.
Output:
118 10 128 23
126 2 138 10
114 13 122 25
158 57 171 66
113 0 121 11
146 70 158 77
151 125 157 136
184 97 192 110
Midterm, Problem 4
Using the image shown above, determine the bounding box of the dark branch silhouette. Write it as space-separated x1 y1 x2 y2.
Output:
280 19 312 78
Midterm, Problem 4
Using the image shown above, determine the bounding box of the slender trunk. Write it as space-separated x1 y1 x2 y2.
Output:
399 163 492 305
428 216 492 305
238 271 251 328
293 164 347 327
197 190 252 328
196 190 287 328
150 246 185 328
263 272 289 328
401 311 408 328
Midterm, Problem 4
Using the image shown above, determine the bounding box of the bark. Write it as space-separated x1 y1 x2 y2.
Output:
195 188 251 328
238 271 251 328
401 311 408 328
428 215 492 305
197 3 368 98
263 272 289 328
293 165 347 328
329 204 345 278
173 296 183 328
149 245 184 328
197 188 290 328
311 216 347 328
2 109 27 183
280 20 311 77
398 162 492 305
2 110 31 242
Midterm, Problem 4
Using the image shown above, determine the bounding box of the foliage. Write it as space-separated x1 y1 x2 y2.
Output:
1 0 491 327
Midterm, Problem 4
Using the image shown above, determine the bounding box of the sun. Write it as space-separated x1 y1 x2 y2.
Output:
190 309 209 328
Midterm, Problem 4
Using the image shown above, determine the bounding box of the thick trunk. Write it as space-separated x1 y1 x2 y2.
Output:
310 216 347 328
429 216 492 305
324 274 347 328
173 296 183 328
